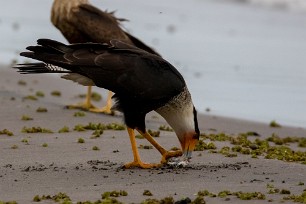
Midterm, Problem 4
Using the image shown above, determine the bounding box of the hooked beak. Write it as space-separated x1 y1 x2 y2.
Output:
179 132 199 159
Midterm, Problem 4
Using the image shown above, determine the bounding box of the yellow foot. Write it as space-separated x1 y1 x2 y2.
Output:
89 106 115 115
161 150 183 164
65 102 96 111
124 161 162 169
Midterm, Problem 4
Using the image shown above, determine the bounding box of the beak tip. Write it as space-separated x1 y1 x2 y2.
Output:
183 150 193 160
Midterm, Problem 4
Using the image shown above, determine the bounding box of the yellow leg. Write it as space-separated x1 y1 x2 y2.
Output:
66 86 96 110
89 91 114 115
136 129 182 164
124 128 161 169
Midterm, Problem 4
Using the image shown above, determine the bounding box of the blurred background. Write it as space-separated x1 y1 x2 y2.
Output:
0 0 305 128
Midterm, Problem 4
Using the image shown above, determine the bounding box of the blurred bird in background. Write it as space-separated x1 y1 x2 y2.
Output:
51 0 160 114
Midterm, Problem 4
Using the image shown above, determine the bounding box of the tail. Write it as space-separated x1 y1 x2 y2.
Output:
14 39 77 74
14 63 71 74
21 39 73 65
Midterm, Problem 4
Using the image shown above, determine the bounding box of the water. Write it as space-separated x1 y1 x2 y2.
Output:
0 0 305 128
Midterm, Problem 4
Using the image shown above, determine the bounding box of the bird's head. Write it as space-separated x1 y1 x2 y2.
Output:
157 99 200 160
176 106 200 159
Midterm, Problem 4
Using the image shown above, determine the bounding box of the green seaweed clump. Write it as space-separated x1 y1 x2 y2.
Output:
235 191 266 200
58 126 70 133
141 198 159 204
43 193 70 202
283 191 306 203
73 122 125 132
218 190 232 198
267 183 280 194
21 139 29 144
36 107 48 112
0 201 18 204
77 199 121 204
230 134 251 146
21 115 33 121
84 122 105 130
197 190 216 197
141 196 205 204
78 138 85 143
74 111 86 117
194 140 216 151
280 189 291 194
18 80 27 86
42 192 71 203
270 120 281 128
159 197 174 204
92 146 100 151
207 142 217 150
192 196 206 204
201 132 232 141
219 146 237 157
11 145 18 149
0 129 14 136
265 146 306 163
299 138 306 148
139 145 153 150
143 190 153 196
267 134 305 146
105 123 125 130
267 134 288 145
35 91 45 97
148 129 160 137
135 134 144 139
159 125 173 132
200 130 306 164
23 95 38 100
33 195 41 202
74 124 87 132
91 129 104 138
101 190 127 203
194 140 207 151
51 90 61 97
22 126 53 133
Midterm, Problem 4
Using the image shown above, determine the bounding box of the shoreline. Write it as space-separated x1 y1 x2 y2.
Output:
2 63 305 130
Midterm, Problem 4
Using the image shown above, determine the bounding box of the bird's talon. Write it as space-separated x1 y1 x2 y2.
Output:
89 107 115 115
124 161 161 169
161 150 183 164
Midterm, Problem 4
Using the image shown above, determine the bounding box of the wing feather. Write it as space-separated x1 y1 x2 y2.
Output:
69 4 160 56
17 39 184 101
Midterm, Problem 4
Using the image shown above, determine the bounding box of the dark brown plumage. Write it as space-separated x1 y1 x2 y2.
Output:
15 39 200 168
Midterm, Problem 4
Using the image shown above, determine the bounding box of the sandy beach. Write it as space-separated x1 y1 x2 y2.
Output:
0 66 305 203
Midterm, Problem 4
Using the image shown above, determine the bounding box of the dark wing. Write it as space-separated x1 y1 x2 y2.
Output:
17 39 184 101
69 4 160 56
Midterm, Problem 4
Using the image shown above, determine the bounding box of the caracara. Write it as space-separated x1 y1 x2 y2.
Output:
51 0 160 114
15 39 200 168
